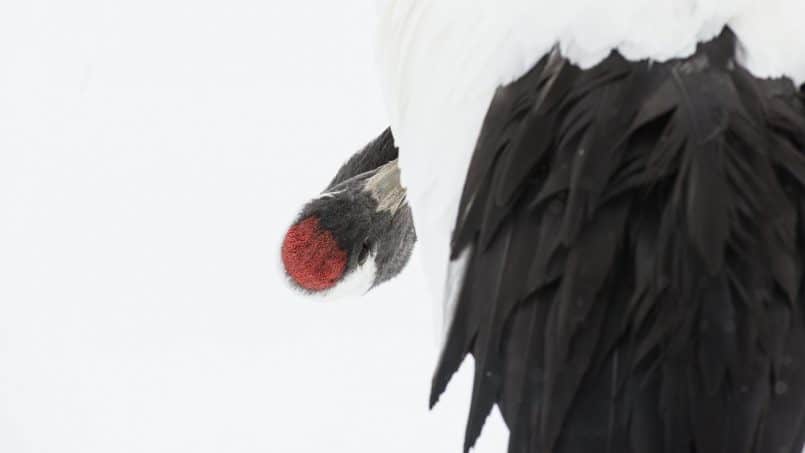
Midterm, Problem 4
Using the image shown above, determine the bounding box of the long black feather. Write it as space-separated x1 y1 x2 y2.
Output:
432 27 805 453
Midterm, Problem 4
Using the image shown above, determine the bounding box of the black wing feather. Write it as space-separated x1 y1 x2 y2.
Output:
432 27 805 453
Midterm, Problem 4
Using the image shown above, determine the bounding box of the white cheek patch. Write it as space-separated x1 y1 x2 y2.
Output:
319 253 378 300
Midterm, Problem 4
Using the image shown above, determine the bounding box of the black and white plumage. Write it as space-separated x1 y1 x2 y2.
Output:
281 129 416 298
431 29 805 453
284 4 805 452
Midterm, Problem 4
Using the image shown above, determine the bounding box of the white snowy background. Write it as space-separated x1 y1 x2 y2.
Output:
0 1 509 452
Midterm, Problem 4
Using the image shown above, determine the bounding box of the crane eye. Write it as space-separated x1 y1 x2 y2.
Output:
358 242 371 265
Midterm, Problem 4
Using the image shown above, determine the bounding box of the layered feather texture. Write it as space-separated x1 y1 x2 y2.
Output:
377 0 805 339
431 30 805 453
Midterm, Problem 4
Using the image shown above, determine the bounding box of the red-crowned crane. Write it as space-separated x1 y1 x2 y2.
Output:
282 2 805 452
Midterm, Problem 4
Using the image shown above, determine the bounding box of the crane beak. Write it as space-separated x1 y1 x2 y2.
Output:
364 159 407 214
